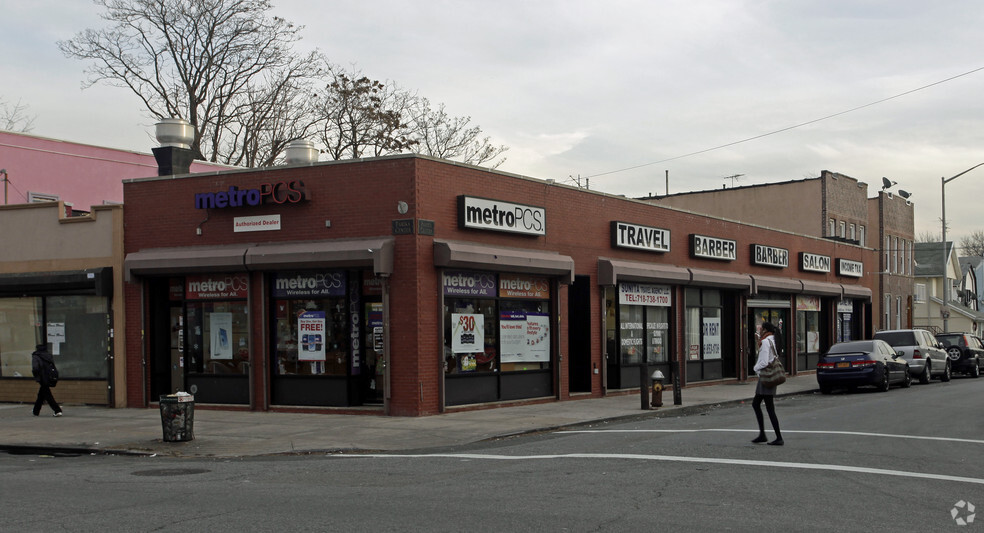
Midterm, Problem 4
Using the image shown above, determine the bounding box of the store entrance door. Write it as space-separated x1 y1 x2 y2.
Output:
748 307 788 377
362 301 384 404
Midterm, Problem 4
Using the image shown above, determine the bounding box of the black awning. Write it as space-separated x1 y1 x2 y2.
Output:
0 267 113 297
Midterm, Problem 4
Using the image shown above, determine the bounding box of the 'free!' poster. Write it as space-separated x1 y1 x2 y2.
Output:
298 311 326 361
451 313 485 353
500 311 550 363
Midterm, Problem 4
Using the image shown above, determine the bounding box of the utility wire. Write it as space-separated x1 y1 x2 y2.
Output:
584 65 984 179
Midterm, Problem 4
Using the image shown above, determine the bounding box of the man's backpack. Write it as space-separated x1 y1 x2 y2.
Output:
45 361 59 387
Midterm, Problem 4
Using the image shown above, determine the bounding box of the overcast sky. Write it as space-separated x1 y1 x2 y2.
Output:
4 1 984 243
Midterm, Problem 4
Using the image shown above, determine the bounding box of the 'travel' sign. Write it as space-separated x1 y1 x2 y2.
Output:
751 244 789 268
611 221 670 253
458 196 545 236
800 252 832 273
690 234 737 261
838 259 864 277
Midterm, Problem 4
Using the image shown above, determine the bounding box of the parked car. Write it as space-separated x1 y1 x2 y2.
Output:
872 329 951 384
817 339 911 394
935 333 984 378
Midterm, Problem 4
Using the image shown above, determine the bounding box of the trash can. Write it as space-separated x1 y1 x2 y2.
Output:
159 393 194 442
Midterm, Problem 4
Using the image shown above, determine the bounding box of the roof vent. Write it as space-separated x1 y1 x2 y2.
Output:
155 118 194 149
285 140 319 165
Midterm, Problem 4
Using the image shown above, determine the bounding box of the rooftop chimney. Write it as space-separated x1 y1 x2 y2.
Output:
152 118 197 176
285 140 319 165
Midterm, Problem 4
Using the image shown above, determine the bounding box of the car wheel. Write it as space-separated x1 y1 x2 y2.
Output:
919 362 931 384
947 347 962 362
941 362 952 382
877 367 890 392
972 360 981 378
901 367 912 388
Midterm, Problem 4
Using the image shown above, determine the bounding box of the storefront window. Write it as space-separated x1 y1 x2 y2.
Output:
45 295 109 378
0 295 108 379
796 295 821 354
685 288 722 361
270 271 350 377
186 300 249 375
443 271 552 375
618 283 671 365
0 297 42 378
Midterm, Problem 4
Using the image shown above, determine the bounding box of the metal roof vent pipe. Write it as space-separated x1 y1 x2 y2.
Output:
285 140 319 165
152 118 197 176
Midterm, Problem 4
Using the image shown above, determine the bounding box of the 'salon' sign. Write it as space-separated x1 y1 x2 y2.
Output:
458 196 545 236
800 252 832 273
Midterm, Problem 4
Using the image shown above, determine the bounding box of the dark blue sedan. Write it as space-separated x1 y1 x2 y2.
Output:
817 340 911 394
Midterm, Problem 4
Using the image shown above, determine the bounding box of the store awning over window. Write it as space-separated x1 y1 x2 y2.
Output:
688 268 753 290
125 238 395 281
0 267 113 297
245 238 394 275
841 284 872 300
125 244 250 281
598 258 690 285
801 280 845 297
751 275 803 294
434 240 574 284
598 258 751 291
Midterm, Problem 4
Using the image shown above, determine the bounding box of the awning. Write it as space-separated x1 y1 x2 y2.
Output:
434 240 574 284
751 275 803 294
800 280 844 297
841 284 872 300
125 244 250 281
125 238 395 281
688 268 752 290
597 258 690 285
246 238 394 275
0 267 113 298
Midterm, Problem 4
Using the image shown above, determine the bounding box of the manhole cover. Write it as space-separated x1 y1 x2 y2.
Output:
131 468 210 477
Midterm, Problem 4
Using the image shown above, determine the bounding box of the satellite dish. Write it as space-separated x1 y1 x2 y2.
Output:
881 177 897 189
898 190 911 199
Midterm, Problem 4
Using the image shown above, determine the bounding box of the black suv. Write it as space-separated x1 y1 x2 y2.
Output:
935 333 984 378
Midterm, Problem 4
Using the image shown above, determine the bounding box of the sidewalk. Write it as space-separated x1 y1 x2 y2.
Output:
0 374 818 458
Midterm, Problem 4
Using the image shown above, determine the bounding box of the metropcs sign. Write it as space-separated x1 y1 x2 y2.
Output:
458 196 545 236
194 180 308 209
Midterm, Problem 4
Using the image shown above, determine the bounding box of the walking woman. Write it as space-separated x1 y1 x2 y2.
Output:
752 322 783 445
31 344 62 417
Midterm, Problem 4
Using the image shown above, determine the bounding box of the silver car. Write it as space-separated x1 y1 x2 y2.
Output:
872 329 951 384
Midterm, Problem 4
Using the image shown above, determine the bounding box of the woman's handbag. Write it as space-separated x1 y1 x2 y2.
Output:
758 337 786 387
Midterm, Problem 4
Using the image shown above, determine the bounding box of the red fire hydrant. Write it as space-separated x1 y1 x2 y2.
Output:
651 370 665 408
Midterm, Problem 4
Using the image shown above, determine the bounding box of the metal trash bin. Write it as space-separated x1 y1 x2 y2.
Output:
159 393 195 442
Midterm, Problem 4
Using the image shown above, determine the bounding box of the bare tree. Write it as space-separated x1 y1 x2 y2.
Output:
59 0 307 164
1 97 36 132
959 230 984 257
916 231 941 243
311 64 418 160
407 98 508 168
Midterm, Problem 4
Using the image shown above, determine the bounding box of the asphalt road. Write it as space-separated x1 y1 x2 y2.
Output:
2 376 982 532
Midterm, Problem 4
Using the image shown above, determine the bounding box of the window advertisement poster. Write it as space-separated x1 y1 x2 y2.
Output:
47 322 66 355
499 311 526 362
796 295 821 311
702 316 722 360
525 313 551 362
451 312 484 353
209 312 233 360
298 311 326 362
619 283 671 307
498 273 550 299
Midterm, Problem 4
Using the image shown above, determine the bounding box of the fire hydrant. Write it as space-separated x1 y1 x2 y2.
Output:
651 370 665 408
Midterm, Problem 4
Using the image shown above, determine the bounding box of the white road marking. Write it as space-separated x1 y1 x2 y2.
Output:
335 452 984 485
559 429 984 445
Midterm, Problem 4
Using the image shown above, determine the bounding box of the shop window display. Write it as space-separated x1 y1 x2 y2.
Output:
0 297 42 378
186 301 249 375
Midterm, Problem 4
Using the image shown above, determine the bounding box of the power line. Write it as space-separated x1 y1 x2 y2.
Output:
584 65 984 180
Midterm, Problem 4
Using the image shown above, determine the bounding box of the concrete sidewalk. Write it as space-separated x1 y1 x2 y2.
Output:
0 374 818 458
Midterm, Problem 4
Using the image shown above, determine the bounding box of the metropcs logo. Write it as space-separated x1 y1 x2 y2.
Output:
458 196 545 236
194 180 308 209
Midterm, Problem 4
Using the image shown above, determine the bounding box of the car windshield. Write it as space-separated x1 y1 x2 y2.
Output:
873 331 915 346
826 341 874 354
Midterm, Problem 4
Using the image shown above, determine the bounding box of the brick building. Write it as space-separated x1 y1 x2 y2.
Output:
121 155 875 416
643 170 914 333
